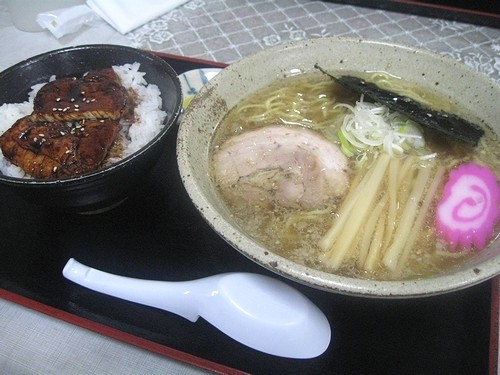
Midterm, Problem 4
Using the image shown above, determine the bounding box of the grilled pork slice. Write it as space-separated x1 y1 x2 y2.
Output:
0 116 121 179
30 68 133 122
213 125 349 210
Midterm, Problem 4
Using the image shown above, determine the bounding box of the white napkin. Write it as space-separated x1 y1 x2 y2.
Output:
86 0 189 34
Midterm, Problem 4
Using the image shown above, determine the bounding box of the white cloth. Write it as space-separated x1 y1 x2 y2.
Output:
86 0 188 34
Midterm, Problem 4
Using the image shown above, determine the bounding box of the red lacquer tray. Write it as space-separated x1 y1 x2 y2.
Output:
1 53 498 375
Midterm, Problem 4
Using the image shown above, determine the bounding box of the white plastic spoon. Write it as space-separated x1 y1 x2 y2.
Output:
62 258 331 359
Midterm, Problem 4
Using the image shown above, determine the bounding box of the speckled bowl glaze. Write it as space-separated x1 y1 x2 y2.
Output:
0 44 182 213
177 37 500 297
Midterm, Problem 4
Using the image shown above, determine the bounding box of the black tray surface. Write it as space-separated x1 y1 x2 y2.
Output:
0 53 491 375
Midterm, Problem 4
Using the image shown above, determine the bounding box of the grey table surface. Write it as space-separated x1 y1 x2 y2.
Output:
1 0 499 374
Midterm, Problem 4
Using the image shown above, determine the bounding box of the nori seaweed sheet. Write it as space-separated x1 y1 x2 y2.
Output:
315 65 485 146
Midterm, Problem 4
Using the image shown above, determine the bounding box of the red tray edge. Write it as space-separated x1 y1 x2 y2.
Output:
392 0 500 19
151 50 229 68
0 288 249 375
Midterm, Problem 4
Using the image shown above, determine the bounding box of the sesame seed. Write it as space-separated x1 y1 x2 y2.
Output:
38 133 44 137
90 98 96 102
70 98 75 102
74 108 79 111
52 108 57 111
74 104 79 108
53 166 57 172
56 97 61 102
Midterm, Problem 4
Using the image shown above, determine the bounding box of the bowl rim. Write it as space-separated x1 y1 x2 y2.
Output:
177 36 500 298
0 44 183 186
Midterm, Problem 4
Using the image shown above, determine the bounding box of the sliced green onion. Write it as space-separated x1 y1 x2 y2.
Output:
333 95 428 158
338 129 357 157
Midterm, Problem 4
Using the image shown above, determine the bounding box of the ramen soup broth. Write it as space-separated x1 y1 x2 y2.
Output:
209 72 500 281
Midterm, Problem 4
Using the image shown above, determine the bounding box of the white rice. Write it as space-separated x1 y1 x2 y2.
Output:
0 62 167 178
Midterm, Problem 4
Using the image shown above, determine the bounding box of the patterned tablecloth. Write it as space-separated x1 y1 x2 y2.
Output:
0 0 499 83
0 0 498 374
126 0 500 84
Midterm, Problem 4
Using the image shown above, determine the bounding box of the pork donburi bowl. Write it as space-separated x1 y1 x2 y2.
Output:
0 45 182 212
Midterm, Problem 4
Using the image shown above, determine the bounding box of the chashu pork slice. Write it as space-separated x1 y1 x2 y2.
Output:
30 68 133 122
212 125 350 210
0 116 121 179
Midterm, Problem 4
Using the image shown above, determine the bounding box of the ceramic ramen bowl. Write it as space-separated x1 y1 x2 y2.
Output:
177 37 500 297
0 44 182 213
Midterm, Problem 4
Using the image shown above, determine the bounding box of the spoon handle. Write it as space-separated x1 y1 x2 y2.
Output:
63 258 200 321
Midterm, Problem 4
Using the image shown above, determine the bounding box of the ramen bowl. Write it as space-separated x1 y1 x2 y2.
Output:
0 44 182 213
177 37 500 297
